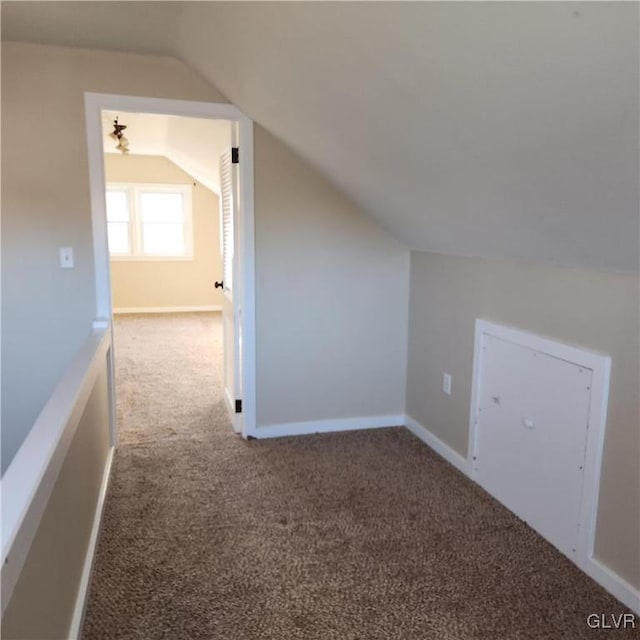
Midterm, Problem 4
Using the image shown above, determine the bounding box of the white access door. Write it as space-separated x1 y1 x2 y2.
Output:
472 334 592 559
219 146 242 433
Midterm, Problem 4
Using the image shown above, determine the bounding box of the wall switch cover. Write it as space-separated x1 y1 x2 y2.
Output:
59 247 74 268
443 373 452 395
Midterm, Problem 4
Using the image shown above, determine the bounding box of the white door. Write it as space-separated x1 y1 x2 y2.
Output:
472 334 592 559
219 145 242 433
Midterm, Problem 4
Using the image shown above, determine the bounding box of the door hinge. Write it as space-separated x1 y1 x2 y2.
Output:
235 399 242 413
231 147 239 164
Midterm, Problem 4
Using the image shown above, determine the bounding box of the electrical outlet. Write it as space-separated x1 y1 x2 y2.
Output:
59 247 74 268
442 373 452 395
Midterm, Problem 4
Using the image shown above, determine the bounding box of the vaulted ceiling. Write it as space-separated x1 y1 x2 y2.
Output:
102 111 231 194
3 1 638 271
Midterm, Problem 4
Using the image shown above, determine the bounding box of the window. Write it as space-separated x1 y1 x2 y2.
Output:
105 183 193 259
105 190 131 254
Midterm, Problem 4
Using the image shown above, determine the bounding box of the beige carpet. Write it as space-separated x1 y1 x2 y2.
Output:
83 313 634 639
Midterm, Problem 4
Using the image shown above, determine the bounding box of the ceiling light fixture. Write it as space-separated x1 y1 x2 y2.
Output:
110 117 129 154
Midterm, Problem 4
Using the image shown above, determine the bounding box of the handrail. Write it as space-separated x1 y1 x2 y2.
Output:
1 322 111 614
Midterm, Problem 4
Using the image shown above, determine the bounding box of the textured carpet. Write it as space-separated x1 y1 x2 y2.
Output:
83 313 635 639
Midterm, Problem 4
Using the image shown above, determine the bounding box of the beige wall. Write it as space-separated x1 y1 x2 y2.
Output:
406 251 640 589
2 41 411 466
1 42 226 471
254 127 410 426
1 361 112 639
3 33 634 618
104 154 223 310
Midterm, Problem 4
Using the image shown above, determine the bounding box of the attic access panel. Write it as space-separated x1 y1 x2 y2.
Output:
468 320 611 564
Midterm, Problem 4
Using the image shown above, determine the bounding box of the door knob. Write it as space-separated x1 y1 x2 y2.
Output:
215 281 224 289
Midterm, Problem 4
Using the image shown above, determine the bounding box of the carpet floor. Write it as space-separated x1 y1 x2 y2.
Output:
83 313 634 639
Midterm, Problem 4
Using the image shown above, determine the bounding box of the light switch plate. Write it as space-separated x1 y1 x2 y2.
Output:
59 247 74 268
443 373 452 395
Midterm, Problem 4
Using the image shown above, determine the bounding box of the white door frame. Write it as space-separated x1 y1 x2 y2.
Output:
84 92 257 441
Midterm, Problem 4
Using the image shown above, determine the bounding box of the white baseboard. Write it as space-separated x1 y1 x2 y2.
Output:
254 414 404 439
404 414 469 475
403 414 639 615
112 305 222 314
68 446 115 639
582 556 640 615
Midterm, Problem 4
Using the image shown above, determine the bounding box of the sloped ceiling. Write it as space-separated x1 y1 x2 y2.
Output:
101 111 231 193
3 1 638 271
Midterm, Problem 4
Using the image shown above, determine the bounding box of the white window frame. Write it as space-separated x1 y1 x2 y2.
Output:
106 182 194 261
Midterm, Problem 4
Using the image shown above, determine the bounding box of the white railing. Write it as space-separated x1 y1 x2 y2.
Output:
1 321 112 614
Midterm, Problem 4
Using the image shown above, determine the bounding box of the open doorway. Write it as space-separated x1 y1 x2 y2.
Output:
102 111 229 315
84 94 256 444
103 110 232 444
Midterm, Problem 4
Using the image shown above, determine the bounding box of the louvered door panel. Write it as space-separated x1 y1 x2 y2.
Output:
218 146 240 432
219 147 235 294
